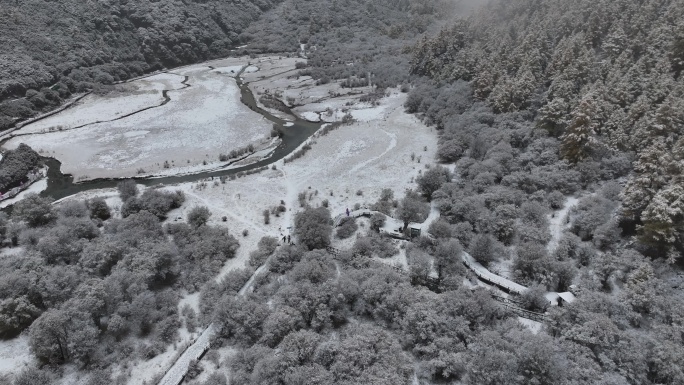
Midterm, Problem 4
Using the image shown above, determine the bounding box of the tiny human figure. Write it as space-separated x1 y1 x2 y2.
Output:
346 208 350 217
282 236 287 243
287 235 291 243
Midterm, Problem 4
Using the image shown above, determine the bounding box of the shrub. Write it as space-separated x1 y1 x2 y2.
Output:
59 200 89 218
0 143 40 192
117 180 138 202
188 206 212 228
250 236 279 267
513 242 555 286
370 213 386 231
428 219 453 239
295 207 332 250
547 191 565 210
468 234 497 266
518 284 548 312
13 368 53 385
12 193 55 227
416 165 452 200
88 197 111 220
121 189 185 219
336 217 358 239
353 234 398 258
570 196 615 241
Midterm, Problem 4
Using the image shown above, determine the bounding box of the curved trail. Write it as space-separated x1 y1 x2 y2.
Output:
348 125 397 175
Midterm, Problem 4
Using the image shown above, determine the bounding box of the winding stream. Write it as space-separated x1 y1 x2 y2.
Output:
10 65 324 201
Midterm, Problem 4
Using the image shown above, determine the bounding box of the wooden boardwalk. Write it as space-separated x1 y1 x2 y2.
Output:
461 252 528 295
332 209 378 227
157 326 214 385
157 255 274 385
326 247 546 322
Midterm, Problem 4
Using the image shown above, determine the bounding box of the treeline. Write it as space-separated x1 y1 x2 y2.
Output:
0 144 40 193
0 182 238 376
410 0 684 255
0 0 283 131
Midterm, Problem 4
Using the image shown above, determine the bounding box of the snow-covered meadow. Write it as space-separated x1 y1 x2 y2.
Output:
4 58 273 181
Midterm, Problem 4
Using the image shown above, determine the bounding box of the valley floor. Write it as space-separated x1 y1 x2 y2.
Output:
11 82 437 385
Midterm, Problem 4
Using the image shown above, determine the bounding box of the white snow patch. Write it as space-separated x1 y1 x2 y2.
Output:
518 317 542 334
0 335 35 375
0 179 48 209
212 66 244 74
299 111 321 122
178 292 201 314
15 73 185 135
547 196 580 253
123 130 150 138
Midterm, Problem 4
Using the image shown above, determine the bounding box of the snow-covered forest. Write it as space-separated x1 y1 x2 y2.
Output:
1 0 684 384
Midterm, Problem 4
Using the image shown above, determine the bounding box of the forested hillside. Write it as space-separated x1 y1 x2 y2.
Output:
410 0 684 255
243 0 462 90
0 0 281 130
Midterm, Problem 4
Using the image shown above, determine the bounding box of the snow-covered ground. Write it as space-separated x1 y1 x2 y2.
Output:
13 73 185 135
518 317 542 334
547 196 580 253
0 335 35 377
4 58 273 181
0 178 47 209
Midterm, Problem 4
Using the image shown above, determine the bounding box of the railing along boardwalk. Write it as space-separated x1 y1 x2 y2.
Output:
332 209 378 227
461 252 527 295
157 255 274 385
490 295 548 322
326 247 547 322
157 326 214 385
